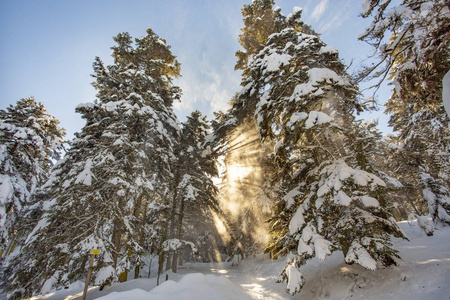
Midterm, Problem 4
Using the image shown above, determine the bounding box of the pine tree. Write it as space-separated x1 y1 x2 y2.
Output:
419 172 450 225
360 0 450 225
165 111 220 272
0 97 65 258
6 29 181 297
232 5 406 294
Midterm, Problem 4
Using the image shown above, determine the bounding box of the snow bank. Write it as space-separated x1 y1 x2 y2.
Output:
95 273 249 300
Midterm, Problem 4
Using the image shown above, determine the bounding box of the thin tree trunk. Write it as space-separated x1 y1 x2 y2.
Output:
171 198 185 273
165 189 178 271
157 236 165 286
157 218 168 286
135 200 149 279
112 219 122 268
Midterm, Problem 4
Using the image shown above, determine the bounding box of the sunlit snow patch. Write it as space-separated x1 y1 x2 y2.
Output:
95 273 250 300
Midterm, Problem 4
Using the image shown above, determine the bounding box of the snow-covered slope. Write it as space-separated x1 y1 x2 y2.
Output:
25 220 449 300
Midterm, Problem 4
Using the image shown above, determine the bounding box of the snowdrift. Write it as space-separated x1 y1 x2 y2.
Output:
95 273 249 300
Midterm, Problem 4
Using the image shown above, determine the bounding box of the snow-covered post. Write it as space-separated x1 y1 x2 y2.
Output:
83 249 100 300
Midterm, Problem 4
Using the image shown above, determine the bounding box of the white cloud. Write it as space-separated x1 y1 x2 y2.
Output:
174 52 239 121
311 0 329 20
319 11 344 33
317 0 352 35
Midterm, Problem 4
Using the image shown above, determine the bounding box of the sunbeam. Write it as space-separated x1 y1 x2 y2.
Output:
215 119 272 258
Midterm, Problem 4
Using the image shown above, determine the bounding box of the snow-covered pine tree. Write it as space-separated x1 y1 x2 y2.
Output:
164 111 220 272
5 29 181 298
232 5 406 294
0 97 65 259
419 172 450 225
360 0 450 225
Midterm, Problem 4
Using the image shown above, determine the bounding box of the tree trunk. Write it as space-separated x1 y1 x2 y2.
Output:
165 189 178 271
157 219 168 286
135 200 149 279
171 197 185 273
134 265 140 280
157 238 165 286
112 219 122 268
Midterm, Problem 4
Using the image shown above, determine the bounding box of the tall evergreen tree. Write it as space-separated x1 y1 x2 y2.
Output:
232 4 406 294
360 0 450 225
6 29 181 297
164 111 220 273
0 97 65 258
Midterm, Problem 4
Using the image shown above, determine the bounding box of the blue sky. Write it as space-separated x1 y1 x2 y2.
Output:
0 0 390 139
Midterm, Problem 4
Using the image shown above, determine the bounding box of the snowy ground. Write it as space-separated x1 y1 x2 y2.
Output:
20 220 450 300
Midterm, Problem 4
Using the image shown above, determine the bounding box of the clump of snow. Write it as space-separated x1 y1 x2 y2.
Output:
319 46 339 54
345 241 377 270
283 188 302 209
293 6 302 14
95 273 249 300
163 238 183 252
317 160 386 198
362 0 372 16
290 68 348 101
286 112 308 129
289 206 305 235
286 264 303 295
76 102 95 110
75 158 93 186
335 190 352 206
377 171 404 188
360 195 380 207
313 235 333 260
263 52 292 73
95 266 115 285
296 225 333 261
416 215 434 236
304 111 333 129
287 6 302 20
